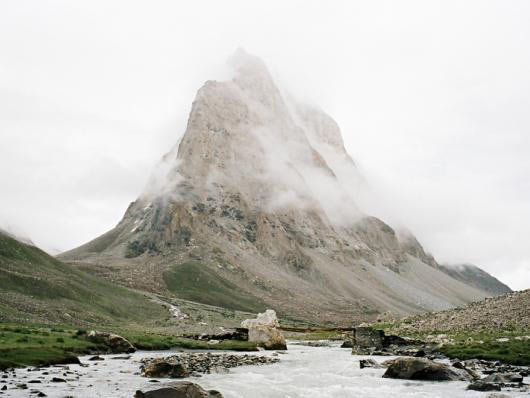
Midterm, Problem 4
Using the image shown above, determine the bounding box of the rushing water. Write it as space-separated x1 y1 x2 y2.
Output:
1 342 527 397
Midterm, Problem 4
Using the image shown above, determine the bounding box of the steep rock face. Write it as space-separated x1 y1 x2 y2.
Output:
61 50 495 324
438 264 512 296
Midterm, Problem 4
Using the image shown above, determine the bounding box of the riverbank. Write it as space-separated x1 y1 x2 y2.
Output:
0 323 258 370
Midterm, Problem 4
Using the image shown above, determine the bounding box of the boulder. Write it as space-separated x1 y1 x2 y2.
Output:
482 373 524 384
241 309 279 329
248 325 286 350
142 360 189 378
241 309 286 350
87 331 135 353
340 340 353 348
467 381 502 391
359 359 383 369
382 357 471 381
134 381 223 398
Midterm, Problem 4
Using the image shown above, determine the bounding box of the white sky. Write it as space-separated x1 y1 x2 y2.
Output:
1 0 529 289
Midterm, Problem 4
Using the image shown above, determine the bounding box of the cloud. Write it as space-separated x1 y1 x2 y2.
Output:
0 0 529 289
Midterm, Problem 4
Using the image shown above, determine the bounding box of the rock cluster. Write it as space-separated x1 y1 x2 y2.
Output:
349 327 428 356
141 353 280 378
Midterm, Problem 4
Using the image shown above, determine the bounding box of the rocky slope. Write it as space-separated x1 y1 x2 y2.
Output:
438 263 512 296
395 289 530 333
60 50 500 324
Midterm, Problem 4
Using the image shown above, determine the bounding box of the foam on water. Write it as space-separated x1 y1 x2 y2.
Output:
2 343 526 397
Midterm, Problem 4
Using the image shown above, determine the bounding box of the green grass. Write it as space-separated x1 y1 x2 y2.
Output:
0 324 259 370
0 324 106 370
440 339 530 366
0 231 168 325
163 261 266 313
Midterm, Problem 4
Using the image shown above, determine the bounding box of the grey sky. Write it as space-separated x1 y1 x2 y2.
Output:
1 0 529 289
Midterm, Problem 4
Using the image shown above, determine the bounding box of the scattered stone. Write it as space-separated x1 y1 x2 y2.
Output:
134 381 223 398
88 355 104 361
50 377 66 383
87 331 136 353
359 359 383 369
111 355 132 360
467 381 502 391
141 353 279 378
382 357 471 381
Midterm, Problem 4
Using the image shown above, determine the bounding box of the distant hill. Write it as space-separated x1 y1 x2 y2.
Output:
438 263 512 296
0 230 168 326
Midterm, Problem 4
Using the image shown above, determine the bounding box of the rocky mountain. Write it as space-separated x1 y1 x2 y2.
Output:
60 50 503 325
438 263 512 296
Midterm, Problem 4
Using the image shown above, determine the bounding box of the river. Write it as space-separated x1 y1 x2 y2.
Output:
1 342 527 397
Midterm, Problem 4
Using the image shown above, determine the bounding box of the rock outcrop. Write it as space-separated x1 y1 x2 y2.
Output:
241 309 286 350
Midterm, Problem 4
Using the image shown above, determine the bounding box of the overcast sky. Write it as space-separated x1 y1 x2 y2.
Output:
1 0 529 290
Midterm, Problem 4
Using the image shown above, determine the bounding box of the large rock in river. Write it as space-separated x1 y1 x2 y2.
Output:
142 359 189 378
241 309 286 350
87 331 135 353
134 381 223 398
383 357 471 381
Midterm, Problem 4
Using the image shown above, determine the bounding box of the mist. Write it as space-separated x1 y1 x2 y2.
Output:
1 0 529 289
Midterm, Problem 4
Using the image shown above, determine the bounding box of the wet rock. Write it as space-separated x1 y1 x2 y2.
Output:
142 360 189 378
482 373 523 384
359 359 383 369
382 357 471 381
340 340 352 348
134 381 223 398
467 381 502 391
88 355 104 361
50 377 66 383
87 331 136 353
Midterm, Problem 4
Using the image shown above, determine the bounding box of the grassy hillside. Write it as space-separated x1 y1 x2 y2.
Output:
163 261 267 313
0 231 168 326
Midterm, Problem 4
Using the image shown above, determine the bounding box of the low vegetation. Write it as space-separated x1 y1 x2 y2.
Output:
163 261 267 313
0 323 259 370
440 338 530 366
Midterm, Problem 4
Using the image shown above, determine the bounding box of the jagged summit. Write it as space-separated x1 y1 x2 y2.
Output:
61 51 500 324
